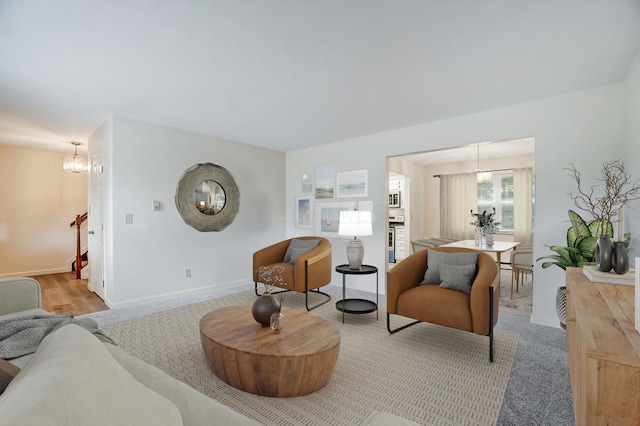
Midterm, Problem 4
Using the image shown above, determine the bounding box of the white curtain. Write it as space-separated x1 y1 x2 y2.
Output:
440 173 477 240
513 167 533 243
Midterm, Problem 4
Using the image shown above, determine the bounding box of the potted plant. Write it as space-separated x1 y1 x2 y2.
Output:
538 160 640 327
470 208 500 246
565 160 640 273
537 210 613 270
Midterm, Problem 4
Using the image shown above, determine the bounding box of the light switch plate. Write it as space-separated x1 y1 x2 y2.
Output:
152 200 160 211
125 213 133 224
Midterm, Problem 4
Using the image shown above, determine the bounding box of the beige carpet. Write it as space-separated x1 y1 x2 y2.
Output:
103 290 519 426
498 268 533 312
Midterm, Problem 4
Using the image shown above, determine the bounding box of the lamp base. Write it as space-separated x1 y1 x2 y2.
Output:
346 238 364 269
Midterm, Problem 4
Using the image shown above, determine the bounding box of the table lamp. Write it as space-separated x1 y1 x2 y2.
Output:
338 210 373 269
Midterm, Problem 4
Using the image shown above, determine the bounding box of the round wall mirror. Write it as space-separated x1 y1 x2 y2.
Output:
194 180 226 215
175 163 239 232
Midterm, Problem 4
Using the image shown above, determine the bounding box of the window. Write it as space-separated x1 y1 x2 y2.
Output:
477 171 514 232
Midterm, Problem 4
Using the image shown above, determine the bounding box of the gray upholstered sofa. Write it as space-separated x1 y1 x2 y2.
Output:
0 277 419 426
0 277 258 426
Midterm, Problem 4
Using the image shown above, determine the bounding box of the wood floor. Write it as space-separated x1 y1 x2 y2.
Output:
29 272 109 317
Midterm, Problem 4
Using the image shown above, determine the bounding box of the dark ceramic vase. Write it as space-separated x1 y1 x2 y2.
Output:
251 293 280 327
611 241 629 274
595 235 613 272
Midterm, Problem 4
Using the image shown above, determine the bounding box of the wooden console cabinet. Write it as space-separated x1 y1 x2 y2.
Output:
565 267 640 425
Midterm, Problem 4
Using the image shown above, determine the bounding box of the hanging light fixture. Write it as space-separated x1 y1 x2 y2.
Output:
62 142 88 174
476 145 492 184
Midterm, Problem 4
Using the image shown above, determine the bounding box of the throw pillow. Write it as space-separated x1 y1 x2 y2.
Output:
421 251 478 284
0 359 20 395
0 324 183 426
288 246 312 263
438 263 477 295
283 239 320 263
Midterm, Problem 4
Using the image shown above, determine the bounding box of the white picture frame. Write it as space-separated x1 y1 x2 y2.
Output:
295 196 313 229
314 163 335 199
315 201 357 238
336 169 368 198
301 172 313 194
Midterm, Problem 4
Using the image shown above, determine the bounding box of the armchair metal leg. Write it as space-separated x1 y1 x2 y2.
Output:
386 313 421 334
489 286 495 363
304 288 331 311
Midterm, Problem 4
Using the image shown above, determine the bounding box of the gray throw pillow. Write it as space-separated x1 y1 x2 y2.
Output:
438 263 477 295
288 246 312 263
283 239 320 263
421 251 478 284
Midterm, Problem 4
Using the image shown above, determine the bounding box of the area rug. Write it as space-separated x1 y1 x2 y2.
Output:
102 290 519 425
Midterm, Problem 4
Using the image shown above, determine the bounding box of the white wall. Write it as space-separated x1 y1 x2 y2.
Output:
286 82 627 328
92 115 286 307
624 50 640 252
0 145 87 277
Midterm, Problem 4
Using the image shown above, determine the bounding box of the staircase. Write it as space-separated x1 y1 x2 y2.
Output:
70 212 88 279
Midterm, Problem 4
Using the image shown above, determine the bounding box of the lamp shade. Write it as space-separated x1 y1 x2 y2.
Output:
338 210 372 237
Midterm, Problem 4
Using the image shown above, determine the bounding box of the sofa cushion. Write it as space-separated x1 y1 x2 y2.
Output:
438 263 477 295
421 251 478 284
0 324 183 426
104 344 260 426
0 359 20 395
284 238 320 263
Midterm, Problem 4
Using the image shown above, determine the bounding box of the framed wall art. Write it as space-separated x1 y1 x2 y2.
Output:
301 172 313 193
295 196 313 229
314 162 335 199
314 201 356 238
336 169 368 198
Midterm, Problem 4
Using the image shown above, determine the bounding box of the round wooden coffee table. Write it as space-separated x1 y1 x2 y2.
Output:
199 305 341 397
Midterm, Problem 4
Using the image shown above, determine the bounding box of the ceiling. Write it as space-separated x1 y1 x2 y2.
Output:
400 138 535 166
1 1 639 156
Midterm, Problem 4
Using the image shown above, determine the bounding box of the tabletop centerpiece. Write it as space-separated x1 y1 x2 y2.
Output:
471 207 500 247
565 160 640 274
253 265 285 326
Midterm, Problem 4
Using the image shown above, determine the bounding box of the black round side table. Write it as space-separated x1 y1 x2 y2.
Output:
334 264 378 324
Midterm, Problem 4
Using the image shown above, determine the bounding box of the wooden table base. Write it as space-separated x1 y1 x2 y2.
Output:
199 305 340 397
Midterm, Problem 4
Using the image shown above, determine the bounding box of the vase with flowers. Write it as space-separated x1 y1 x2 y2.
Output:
471 208 500 247
253 265 286 326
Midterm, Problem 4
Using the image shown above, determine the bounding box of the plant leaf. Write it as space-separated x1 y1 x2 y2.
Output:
587 220 614 238
568 210 590 240
540 261 567 270
575 236 597 262
567 226 578 248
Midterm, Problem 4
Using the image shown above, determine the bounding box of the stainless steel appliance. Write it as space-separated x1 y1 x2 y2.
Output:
388 227 395 263
389 190 401 208
388 215 405 263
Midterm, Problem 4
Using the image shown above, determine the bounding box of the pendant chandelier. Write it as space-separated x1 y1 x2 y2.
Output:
62 142 88 174
476 145 492 184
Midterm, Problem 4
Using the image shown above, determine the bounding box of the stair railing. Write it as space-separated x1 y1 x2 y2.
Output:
70 212 88 279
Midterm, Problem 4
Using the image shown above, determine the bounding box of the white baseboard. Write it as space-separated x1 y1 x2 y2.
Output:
0 268 68 279
106 279 253 310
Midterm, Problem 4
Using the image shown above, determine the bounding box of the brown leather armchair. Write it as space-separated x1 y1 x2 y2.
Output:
253 236 332 310
387 247 500 361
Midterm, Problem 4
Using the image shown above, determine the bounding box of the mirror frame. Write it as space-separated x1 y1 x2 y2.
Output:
175 163 240 232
